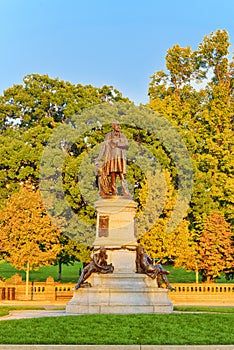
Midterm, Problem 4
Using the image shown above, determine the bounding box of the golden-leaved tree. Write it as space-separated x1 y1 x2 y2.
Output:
0 184 61 297
139 170 197 269
197 211 234 282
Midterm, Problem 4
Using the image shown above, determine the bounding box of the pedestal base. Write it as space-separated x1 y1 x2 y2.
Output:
66 273 173 314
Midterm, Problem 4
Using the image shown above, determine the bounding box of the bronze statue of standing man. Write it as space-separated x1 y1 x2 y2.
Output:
96 121 131 197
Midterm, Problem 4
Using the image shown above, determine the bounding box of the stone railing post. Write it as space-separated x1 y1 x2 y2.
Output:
45 276 56 301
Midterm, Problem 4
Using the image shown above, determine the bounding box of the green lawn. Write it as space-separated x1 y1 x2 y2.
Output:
166 265 200 283
0 261 83 283
173 306 234 313
0 313 234 345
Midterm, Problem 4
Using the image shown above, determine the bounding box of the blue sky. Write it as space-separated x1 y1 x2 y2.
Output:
0 0 233 104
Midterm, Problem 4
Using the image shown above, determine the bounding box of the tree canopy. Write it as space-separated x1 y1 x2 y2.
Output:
145 29 234 280
197 211 234 282
0 75 131 266
148 29 233 235
0 184 61 272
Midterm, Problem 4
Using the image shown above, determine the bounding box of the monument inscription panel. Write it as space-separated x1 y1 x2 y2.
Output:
98 215 109 237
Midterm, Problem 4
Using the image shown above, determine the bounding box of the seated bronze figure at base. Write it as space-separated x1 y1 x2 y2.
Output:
136 245 175 291
75 248 114 290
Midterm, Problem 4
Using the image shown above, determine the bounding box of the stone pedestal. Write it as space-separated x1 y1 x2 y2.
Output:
93 197 138 247
66 273 173 314
93 197 138 273
66 197 173 314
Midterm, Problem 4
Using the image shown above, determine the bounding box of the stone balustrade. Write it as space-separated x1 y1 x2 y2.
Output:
0 274 75 302
169 283 234 306
0 274 234 306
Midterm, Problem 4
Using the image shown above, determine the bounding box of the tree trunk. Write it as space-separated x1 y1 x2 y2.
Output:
25 261 30 299
195 264 199 283
195 269 199 284
206 275 212 283
58 260 62 282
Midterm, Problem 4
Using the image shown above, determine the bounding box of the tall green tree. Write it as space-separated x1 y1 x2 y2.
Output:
56 235 91 281
0 74 129 261
0 74 129 201
0 73 129 129
148 29 234 235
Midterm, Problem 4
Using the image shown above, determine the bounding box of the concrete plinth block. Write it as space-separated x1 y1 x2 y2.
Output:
93 198 138 248
66 273 173 314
